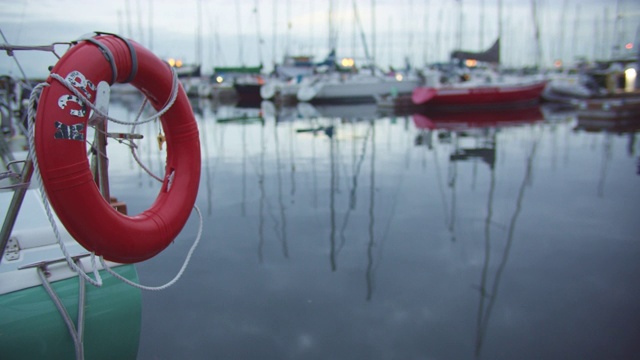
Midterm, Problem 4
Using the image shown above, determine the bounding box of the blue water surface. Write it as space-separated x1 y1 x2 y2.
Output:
107 98 640 360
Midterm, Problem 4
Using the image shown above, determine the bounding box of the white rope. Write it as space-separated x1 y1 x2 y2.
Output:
99 205 203 291
51 68 174 182
48 66 180 126
38 266 85 360
130 140 163 182
27 82 104 287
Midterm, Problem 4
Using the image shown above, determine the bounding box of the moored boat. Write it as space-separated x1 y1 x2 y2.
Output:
543 59 640 119
412 78 548 110
213 65 264 105
297 71 421 104
575 92 640 119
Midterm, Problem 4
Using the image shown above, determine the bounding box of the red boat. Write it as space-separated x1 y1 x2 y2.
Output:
412 78 548 109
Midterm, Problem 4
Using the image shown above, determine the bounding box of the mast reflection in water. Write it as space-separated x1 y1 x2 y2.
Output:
106 96 640 360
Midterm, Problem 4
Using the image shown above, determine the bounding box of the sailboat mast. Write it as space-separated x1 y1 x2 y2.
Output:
572 4 581 62
436 4 444 62
423 0 430 65
558 0 567 66
530 0 542 69
272 0 277 67
136 0 144 47
329 0 334 51
612 0 621 59
480 0 484 49
125 0 133 38
457 0 463 50
497 0 502 50
286 0 291 56
255 0 263 65
197 0 202 66
236 2 244 65
148 1 153 51
371 0 376 70
352 0 372 71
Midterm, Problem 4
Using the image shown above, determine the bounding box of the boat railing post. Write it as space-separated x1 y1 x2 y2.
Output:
89 81 111 202
0 154 33 264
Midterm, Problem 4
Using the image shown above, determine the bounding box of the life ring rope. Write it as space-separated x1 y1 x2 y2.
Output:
26 35 202 289
99 205 203 291
28 82 104 287
48 68 180 127
51 70 173 182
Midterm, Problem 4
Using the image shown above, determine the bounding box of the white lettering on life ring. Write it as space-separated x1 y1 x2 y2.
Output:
57 94 87 117
65 70 96 99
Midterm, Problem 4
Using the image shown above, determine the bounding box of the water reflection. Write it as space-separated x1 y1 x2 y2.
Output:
412 107 545 357
110 97 640 359
475 136 539 358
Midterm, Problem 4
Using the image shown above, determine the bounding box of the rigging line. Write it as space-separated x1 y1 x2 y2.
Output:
0 29 70 90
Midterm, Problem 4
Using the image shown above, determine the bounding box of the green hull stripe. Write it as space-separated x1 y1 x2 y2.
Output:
0 265 141 359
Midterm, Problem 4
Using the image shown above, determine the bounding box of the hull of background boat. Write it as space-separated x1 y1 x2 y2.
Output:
576 94 640 119
0 264 141 359
234 83 263 105
260 80 300 103
297 77 420 103
412 80 548 108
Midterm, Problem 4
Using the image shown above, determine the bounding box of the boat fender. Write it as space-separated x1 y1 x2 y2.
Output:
34 33 201 263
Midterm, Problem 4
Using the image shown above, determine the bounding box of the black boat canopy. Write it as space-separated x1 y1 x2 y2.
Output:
450 39 500 64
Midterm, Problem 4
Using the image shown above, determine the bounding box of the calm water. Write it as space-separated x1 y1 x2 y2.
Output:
106 96 640 360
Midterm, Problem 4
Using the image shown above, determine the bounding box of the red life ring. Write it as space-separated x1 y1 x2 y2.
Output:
34 34 201 263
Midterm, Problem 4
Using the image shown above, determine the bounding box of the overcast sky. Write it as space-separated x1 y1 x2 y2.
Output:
1 0 639 78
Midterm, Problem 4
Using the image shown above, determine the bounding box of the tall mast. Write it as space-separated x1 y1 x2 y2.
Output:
148 1 153 51
480 0 484 49
286 0 291 56
329 0 335 51
371 0 376 69
457 0 463 50
196 0 202 66
558 0 568 66
612 0 621 59
530 0 542 69
272 0 277 66
125 0 133 38
236 2 243 65
255 0 263 65
497 0 502 67
136 0 144 46
497 0 502 45
436 4 444 62
423 0 430 65
572 3 581 62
